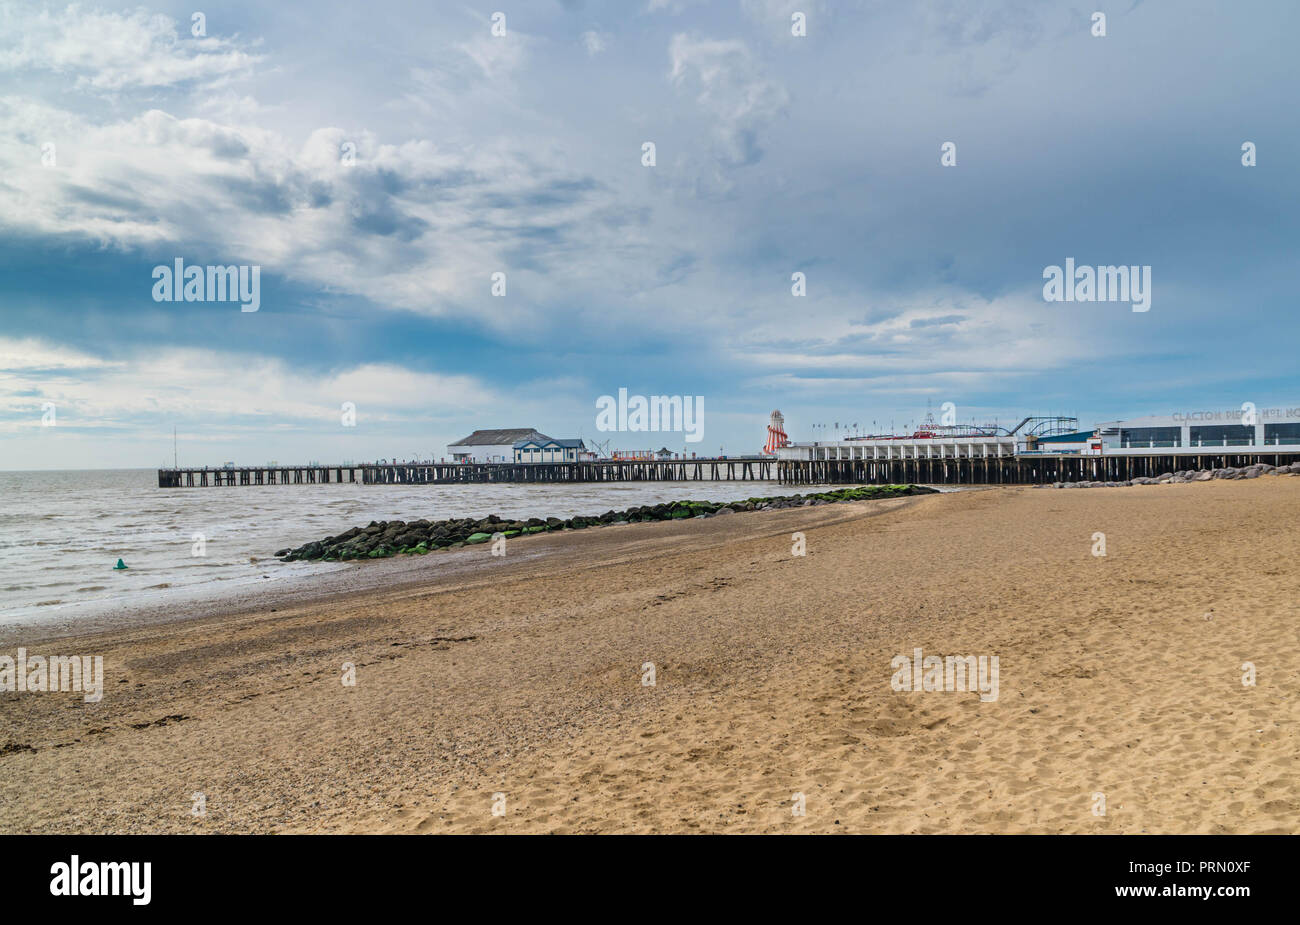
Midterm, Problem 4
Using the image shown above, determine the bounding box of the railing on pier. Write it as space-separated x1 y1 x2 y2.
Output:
775 450 1300 485
157 459 775 487
157 466 360 487
362 459 774 484
158 449 1300 488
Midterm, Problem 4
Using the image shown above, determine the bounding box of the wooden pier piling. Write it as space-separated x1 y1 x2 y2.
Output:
157 458 775 487
157 466 360 487
157 451 1299 488
773 451 1300 485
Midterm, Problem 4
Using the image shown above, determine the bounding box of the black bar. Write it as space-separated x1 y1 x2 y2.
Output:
2 834 1284 911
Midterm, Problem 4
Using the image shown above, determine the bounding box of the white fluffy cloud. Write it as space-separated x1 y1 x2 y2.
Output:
0 4 651 331
2 0 1274 469
0 97 644 328
0 3 258 90
0 336 507 433
668 34 788 167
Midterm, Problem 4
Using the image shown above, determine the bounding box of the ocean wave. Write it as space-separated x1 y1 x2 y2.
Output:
3 478 816 624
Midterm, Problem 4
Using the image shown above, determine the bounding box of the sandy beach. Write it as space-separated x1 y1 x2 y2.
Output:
1 479 1296 834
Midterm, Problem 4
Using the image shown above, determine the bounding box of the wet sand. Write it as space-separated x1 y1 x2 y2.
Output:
1 480 1296 833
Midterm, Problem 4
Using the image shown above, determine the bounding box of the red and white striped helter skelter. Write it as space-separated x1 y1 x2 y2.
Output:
763 410 789 455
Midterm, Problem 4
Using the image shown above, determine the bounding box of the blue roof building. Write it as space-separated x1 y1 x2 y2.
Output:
513 437 587 463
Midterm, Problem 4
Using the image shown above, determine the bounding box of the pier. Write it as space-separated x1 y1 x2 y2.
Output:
157 448 1300 488
157 458 775 487
364 458 775 484
158 466 360 487
775 450 1300 486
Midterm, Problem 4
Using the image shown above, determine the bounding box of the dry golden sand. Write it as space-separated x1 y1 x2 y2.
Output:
1 479 1297 834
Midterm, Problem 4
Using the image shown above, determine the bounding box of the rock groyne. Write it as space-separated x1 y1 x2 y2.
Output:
276 484 938 562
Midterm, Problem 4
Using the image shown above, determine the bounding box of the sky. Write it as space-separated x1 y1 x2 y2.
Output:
1 0 1296 469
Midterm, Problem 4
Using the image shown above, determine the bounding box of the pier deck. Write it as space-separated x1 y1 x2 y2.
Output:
158 466 360 487
776 450 1300 485
157 450 1300 488
157 458 775 487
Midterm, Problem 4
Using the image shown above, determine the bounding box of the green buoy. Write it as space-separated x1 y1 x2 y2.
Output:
113 558 128 570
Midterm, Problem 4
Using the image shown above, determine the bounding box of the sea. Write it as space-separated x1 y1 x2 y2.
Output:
0 469 853 625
